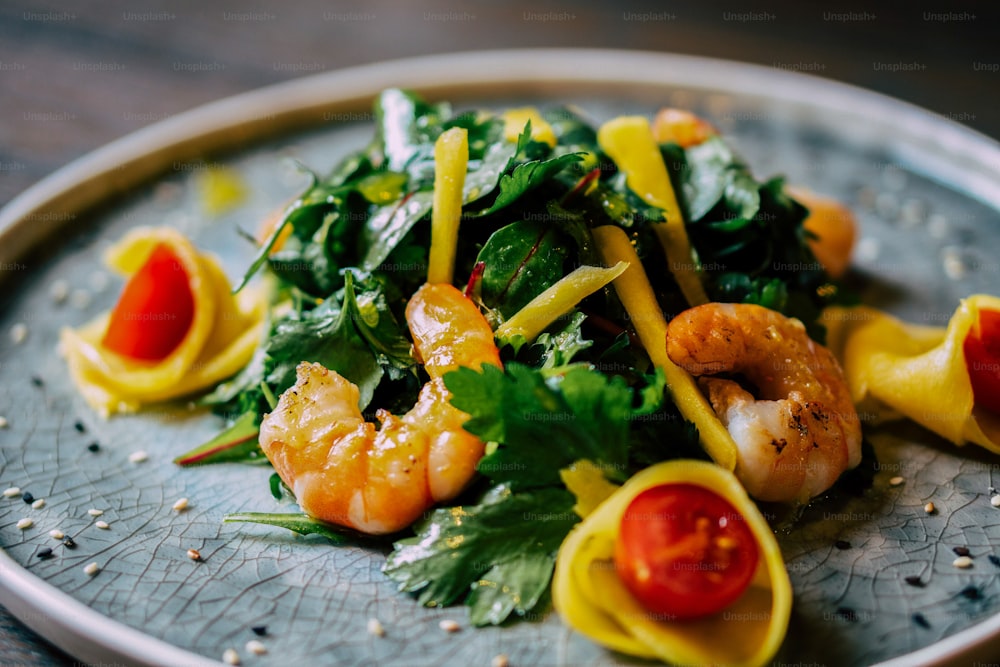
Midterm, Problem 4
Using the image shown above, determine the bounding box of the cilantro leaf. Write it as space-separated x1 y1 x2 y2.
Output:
445 363 633 486
382 485 577 626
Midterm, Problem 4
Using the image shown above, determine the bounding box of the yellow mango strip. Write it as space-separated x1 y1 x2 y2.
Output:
196 165 247 217
501 107 557 147
560 460 620 518
597 116 709 308
592 226 737 471
427 127 469 285
495 262 628 344
823 295 1000 454
552 460 791 667
60 227 266 416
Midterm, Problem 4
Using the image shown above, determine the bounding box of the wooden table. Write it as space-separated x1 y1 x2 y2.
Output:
1 0 996 663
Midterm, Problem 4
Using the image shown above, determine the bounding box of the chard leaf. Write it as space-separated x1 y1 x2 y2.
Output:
476 220 570 318
383 485 577 625
174 411 262 466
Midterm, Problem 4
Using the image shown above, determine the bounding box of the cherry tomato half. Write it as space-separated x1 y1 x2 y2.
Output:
614 483 759 620
964 309 1000 414
101 243 196 361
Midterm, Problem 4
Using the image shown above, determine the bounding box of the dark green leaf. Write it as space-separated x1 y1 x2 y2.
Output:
445 364 634 487
224 512 351 545
472 152 584 217
383 485 577 625
476 220 570 318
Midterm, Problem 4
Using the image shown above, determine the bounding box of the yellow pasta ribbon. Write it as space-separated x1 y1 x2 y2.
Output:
553 459 792 667
61 227 266 416
824 295 1000 453
597 116 709 307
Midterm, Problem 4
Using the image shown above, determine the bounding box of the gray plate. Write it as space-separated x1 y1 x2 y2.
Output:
1 49 1000 667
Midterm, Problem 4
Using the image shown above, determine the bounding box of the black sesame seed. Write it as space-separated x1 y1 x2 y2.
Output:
904 576 924 587
87 442 100 453
21 492 34 505
37 548 53 560
913 613 930 629
62 537 77 549
74 420 86 433
989 554 1000 568
30 376 44 387
960 585 982 601
834 540 851 550
251 625 267 636
952 546 971 557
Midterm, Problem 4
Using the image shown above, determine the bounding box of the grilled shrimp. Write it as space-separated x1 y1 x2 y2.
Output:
666 303 862 502
259 283 502 534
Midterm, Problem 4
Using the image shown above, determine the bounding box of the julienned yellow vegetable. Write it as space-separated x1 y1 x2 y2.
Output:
824 295 1000 453
495 262 628 343
553 460 792 667
597 116 709 307
61 227 266 416
428 127 469 285
592 225 739 471
501 107 557 147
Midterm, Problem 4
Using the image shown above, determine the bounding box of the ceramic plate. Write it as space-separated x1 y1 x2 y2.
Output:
2 49 1000 667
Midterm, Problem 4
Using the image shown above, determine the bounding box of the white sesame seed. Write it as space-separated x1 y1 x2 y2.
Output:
95 520 110 530
187 548 202 561
49 280 70 303
172 497 189 512
366 617 385 637
0 416 8 428
69 289 91 309
16 518 33 530
222 648 241 665
49 529 64 540
924 502 935 514
953 556 974 569
87 508 104 517
991 495 1000 508
245 639 267 655
438 619 460 633
83 562 100 576
128 450 148 463
31 498 45 509
491 654 510 667
3 487 22 498
889 476 905 487
9 323 28 344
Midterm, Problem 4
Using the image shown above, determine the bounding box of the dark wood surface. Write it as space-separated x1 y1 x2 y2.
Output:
1 0 996 664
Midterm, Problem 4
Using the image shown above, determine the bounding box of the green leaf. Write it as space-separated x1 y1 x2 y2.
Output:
376 88 450 173
342 271 416 373
264 275 384 409
224 512 351 545
383 485 577 625
173 411 263 466
476 220 570 318
445 364 634 487
361 191 433 271
532 311 592 369
472 152 584 217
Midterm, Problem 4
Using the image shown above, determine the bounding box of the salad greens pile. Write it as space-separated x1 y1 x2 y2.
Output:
188 89 849 624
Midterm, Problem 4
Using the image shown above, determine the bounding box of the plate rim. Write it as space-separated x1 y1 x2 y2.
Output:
1 47 999 667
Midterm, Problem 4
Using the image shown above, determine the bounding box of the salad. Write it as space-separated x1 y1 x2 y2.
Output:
61 89 1000 666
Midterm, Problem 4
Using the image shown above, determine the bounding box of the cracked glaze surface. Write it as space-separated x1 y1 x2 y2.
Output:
2 89 1000 666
